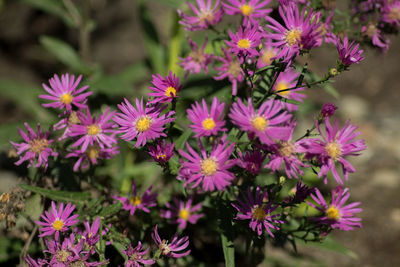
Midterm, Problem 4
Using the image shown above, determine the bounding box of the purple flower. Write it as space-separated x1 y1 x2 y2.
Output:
53 111 81 140
69 108 117 152
222 0 272 24
362 23 390 52
113 180 157 215
256 39 279 69
265 4 321 61
148 139 174 164
66 144 119 172
179 37 214 75
187 97 227 137
178 135 236 191
228 98 292 144
307 186 362 231
35 201 79 240
301 118 366 184
285 180 315 204
25 255 46 267
336 36 364 66
82 216 101 254
315 9 337 46
232 186 283 236
237 150 266 175
10 122 58 169
381 0 400 26
214 48 245 95
320 103 337 118
178 0 224 31
114 98 175 147
225 23 262 58
39 73 92 111
148 71 182 104
122 242 155 267
272 68 306 112
161 196 204 229
152 225 190 258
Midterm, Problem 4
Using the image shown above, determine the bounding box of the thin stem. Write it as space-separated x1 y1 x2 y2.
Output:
19 225 38 264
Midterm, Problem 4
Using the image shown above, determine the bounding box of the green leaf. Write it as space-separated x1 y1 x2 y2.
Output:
217 196 235 267
40 36 90 74
99 201 123 218
221 233 235 267
21 0 74 27
112 242 128 261
175 129 192 150
19 184 91 204
152 0 185 8
299 236 358 259
168 11 184 75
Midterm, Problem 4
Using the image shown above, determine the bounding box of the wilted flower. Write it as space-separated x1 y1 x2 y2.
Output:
237 150 266 175
320 103 337 118
180 37 214 75
161 196 204 229
148 71 182 104
122 242 155 267
285 180 315 204
152 225 190 258
178 0 224 31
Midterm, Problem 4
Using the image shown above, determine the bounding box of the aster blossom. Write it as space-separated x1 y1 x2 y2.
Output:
256 38 279 69
148 71 182 104
300 118 366 184
148 139 174 164
381 0 400 26
178 135 236 191
336 36 364 66
114 97 175 147
178 0 224 31
69 107 117 152
122 242 155 267
187 97 227 137
362 23 390 52
307 186 362 231
161 196 204 229
35 201 79 240
320 103 337 118
222 0 272 24
229 98 292 144
39 73 92 111
10 122 58 169
82 217 101 254
179 37 214 75
237 149 266 175
225 23 262 58
285 180 315 204
113 180 158 215
152 225 191 258
232 186 283 236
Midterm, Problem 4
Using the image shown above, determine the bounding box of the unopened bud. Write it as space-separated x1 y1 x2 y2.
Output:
329 68 338 77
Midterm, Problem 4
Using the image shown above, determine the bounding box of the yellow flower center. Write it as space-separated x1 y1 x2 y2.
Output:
52 219 64 231
261 49 275 65
156 154 167 160
136 116 153 132
275 82 291 97
251 116 268 131
228 61 242 78
70 261 86 267
285 29 302 46
201 157 218 176
56 250 71 263
60 93 74 105
160 240 171 255
325 142 342 161
278 142 295 157
237 38 251 49
29 138 49 154
326 205 341 220
86 146 100 160
87 124 101 136
129 196 141 206
251 205 266 221
165 86 177 97
240 4 253 16
389 7 400 20
179 208 190 221
202 118 216 130
198 10 214 24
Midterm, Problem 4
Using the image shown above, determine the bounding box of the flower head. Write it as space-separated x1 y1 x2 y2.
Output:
232 187 283 236
161 196 204 229
39 73 92 111
320 103 337 118
148 139 174 164
237 150 266 175
114 98 175 147
381 0 400 26
361 23 390 52
225 23 262 58
214 48 245 95
256 38 279 69
113 180 157 215
35 201 79 240
152 225 190 258
178 0 224 31
148 71 182 104
285 180 315 204
180 37 214 75
178 135 236 191
82 217 101 254
307 186 362 231
122 242 155 267
187 97 227 137
10 122 58 169
336 36 364 66
222 0 272 24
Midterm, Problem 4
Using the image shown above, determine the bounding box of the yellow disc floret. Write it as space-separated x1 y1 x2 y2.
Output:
285 29 302 46
228 61 242 78
275 82 291 97
165 86 177 97
202 118 216 130
29 138 49 154
278 142 295 157
261 49 275 65
237 39 251 49
325 142 342 161
60 93 74 105
87 124 101 136
136 116 153 132
52 219 64 231
201 157 218 176
129 196 142 206
251 205 266 221
179 208 190 221
251 116 268 131
326 205 341 221
240 4 253 16
86 146 100 160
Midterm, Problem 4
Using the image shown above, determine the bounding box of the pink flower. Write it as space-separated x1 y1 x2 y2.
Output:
148 71 182 104
152 225 190 258
161 196 204 229
180 37 214 75
122 242 155 267
336 36 364 66
237 150 266 175
222 0 272 24
178 0 224 31
148 139 174 164
225 23 262 58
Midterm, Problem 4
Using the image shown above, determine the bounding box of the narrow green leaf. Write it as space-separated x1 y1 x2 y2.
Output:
298 236 358 259
99 201 123 218
112 242 128 261
175 129 192 150
19 184 91 203
21 0 74 27
168 11 184 75
217 197 235 267
40 36 90 74
221 233 235 267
